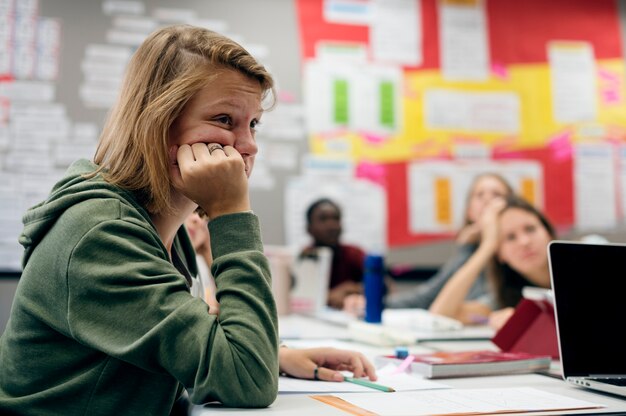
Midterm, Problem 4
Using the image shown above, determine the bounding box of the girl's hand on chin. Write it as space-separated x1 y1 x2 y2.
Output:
172 142 250 219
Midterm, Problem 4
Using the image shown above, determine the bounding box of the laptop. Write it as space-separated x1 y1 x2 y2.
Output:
548 241 626 397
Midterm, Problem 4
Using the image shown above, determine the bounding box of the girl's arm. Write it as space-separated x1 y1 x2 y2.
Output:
429 198 506 322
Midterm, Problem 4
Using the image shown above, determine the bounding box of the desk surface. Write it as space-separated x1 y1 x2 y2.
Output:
193 314 626 416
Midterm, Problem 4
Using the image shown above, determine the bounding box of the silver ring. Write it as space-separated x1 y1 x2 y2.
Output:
208 143 223 154
313 366 320 380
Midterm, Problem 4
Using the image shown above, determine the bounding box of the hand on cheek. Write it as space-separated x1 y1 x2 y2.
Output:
172 143 251 220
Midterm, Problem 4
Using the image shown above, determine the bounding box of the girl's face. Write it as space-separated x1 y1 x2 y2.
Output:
466 176 510 223
497 207 552 286
308 202 342 247
169 69 264 179
184 212 210 251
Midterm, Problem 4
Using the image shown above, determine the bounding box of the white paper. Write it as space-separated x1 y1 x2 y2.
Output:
4 151 53 173
280 372 448 394
351 65 403 134
453 143 490 160
238 42 269 61
316 42 369 64
37 17 62 50
425 89 520 133
12 115 69 138
53 143 96 165
85 44 133 62
258 142 299 170
0 102 8 126
73 123 99 142
247 162 275 190
256 103 306 141
335 387 603 416
13 43 36 79
188 19 228 33
0 13 13 40
301 155 354 177
81 60 127 77
112 16 158 32
0 39 11 75
370 0 421 66
304 61 355 133
106 29 148 47
549 42 597 123
0 80 55 102
408 162 456 233
440 0 489 81
323 0 372 25
0 172 23 269
79 84 120 108
152 7 197 23
102 0 145 16
574 143 617 229
13 14 37 44
35 18 61 81
9 102 65 119
15 0 38 17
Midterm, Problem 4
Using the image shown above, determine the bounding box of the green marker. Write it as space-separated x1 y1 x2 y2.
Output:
344 376 395 392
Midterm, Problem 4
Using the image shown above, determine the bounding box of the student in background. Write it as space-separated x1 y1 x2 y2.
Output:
343 173 513 315
184 211 219 313
0 25 375 416
300 198 366 309
429 195 555 329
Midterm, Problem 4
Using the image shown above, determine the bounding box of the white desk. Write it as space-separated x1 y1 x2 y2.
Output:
192 315 626 415
279 314 350 340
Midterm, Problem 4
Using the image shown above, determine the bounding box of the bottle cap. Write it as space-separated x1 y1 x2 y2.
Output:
395 346 409 359
364 254 384 270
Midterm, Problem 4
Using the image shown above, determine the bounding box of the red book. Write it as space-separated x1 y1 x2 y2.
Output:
375 350 551 379
491 298 560 359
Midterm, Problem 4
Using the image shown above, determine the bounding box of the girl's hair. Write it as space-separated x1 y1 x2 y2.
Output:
92 24 275 214
488 195 556 308
305 198 341 225
463 173 514 226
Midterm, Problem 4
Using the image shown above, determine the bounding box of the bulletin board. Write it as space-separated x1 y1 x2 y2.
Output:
2 0 626 272
295 0 626 247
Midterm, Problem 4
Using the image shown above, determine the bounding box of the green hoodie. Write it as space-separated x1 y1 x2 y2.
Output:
0 159 279 416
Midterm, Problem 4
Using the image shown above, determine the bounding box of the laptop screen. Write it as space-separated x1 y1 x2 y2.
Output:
548 241 626 378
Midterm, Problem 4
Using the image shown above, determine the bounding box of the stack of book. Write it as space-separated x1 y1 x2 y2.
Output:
375 350 552 379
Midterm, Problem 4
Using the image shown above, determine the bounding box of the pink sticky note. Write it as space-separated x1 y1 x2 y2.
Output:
362 132 387 144
602 89 621 105
598 68 620 82
393 355 415 374
548 131 572 161
277 90 296 103
356 162 386 186
491 62 508 79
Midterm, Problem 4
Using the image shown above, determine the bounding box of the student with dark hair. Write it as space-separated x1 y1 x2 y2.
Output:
301 198 367 309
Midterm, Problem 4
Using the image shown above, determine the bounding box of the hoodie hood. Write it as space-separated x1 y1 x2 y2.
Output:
20 159 198 277
19 159 154 269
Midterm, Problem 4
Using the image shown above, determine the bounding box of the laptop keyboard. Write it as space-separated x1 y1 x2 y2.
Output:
590 377 626 386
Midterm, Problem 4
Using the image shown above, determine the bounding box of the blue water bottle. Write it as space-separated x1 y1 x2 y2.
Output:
364 254 384 323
